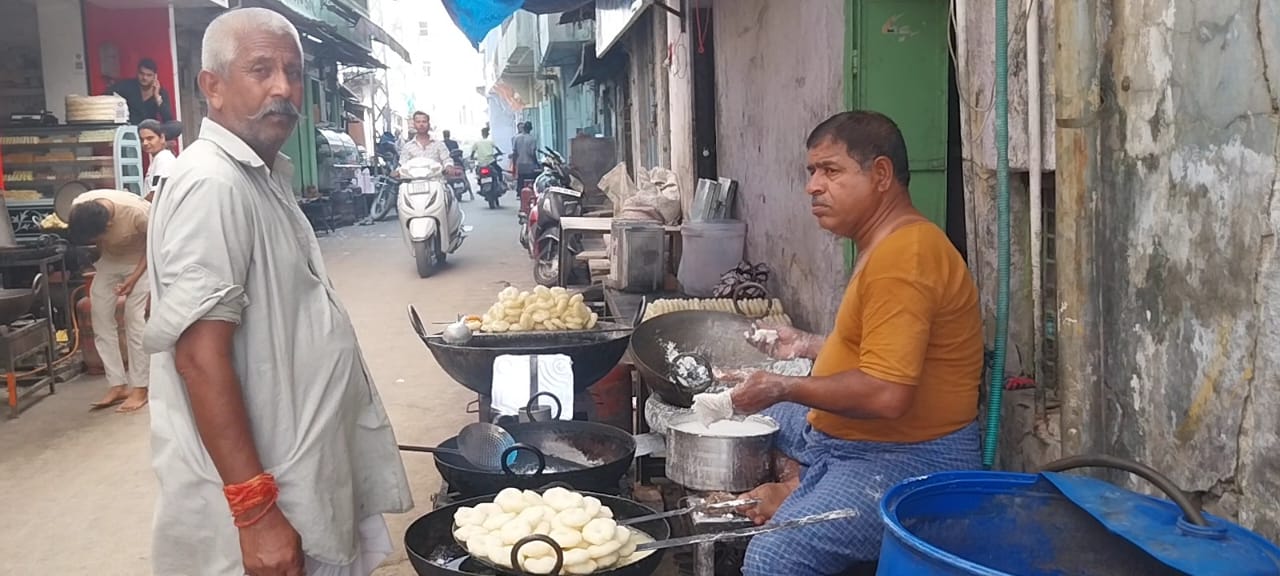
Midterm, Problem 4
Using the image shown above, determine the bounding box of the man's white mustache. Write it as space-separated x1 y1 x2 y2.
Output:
249 100 300 121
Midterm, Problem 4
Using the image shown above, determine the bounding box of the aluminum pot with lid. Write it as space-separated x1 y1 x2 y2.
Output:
665 414 778 492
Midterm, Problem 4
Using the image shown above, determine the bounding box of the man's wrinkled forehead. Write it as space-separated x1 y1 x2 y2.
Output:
230 30 301 68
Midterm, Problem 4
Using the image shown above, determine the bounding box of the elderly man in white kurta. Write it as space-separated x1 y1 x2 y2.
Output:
142 8 412 576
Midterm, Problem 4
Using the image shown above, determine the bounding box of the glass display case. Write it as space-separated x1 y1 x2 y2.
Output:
0 123 144 208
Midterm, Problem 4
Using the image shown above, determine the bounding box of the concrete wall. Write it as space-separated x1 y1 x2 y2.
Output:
38 0 89 121
712 0 847 333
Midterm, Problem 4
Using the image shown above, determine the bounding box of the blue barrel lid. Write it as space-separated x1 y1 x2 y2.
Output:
1042 472 1280 575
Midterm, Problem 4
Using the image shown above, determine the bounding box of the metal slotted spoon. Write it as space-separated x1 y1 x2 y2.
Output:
456 422 518 471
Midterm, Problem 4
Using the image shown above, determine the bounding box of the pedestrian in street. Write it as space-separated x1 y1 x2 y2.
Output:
138 119 177 202
108 57 175 125
143 8 413 576
511 120 539 191
68 189 151 413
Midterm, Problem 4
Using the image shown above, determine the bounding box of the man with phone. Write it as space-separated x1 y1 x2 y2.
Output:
109 58 175 125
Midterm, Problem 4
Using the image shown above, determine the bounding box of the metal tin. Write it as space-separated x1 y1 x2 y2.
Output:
665 415 778 492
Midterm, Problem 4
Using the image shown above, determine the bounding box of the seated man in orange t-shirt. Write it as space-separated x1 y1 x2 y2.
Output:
729 111 984 575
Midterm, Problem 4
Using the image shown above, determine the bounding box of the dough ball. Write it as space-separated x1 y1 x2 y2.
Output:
582 517 619 546
597 505 614 519
489 544 515 568
522 489 545 508
619 537 638 559
453 507 484 527
453 525 483 542
587 540 622 560
595 552 620 569
474 502 502 517
466 533 499 559
543 487 584 512
519 555 558 575
549 528 583 549
496 487 527 513
482 512 515 531
581 496 602 519
517 506 548 527
556 507 592 529
518 539 556 560
562 548 592 566
563 559 598 575
533 521 552 535
500 519 533 546
613 525 632 546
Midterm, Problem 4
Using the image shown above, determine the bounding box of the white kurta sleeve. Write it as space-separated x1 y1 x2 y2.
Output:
142 174 254 354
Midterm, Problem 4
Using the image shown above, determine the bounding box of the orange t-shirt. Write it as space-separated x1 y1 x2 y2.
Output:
807 221 983 443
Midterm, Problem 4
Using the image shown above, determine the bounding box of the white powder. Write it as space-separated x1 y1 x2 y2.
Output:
670 416 778 437
746 328 779 346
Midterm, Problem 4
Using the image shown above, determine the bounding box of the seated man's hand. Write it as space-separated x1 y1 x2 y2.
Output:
749 322 822 360
730 371 791 414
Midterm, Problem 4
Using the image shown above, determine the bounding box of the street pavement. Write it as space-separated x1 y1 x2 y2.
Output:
0 197 534 575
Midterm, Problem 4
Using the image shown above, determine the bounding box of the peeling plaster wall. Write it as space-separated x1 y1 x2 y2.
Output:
711 0 847 333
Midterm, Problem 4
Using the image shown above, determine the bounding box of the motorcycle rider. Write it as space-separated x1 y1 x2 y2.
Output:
440 128 472 200
398 111 455 175
470 127 504 188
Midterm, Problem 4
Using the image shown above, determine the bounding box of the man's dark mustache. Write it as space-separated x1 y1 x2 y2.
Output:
249 100 300 121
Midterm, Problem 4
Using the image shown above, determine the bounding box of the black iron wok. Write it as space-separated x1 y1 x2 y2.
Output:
405 487 670 576
406 419 637 498
409 306 633 397
0 274 43 325
629 310 775 408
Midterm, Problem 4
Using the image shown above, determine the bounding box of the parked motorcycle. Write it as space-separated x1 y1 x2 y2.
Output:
475 151 506 209
397 157 471 278
521 148 586 286
445 148 473 202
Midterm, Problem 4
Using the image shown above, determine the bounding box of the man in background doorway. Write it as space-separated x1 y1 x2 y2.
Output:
109 58 175 125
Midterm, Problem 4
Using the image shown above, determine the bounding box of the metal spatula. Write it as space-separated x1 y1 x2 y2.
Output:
633 509 859 552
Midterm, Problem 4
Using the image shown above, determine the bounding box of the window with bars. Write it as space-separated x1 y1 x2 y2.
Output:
418 21 429 36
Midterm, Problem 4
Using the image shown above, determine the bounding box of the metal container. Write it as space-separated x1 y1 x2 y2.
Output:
612 219 666 293
665 415 778 492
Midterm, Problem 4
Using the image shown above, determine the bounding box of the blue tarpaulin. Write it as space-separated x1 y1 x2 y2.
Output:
440 0 592 47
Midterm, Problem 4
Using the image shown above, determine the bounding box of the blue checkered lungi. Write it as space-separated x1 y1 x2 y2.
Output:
742 402 981 576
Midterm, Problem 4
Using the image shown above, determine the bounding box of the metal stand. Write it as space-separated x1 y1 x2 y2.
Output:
3 318 55 417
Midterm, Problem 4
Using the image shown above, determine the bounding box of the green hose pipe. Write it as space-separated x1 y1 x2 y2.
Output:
983 0 1011 469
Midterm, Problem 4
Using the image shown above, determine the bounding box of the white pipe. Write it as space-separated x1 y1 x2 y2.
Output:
1027 0 1044 392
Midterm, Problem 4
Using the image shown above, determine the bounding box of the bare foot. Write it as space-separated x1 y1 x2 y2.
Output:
117 388 149 413
738 478 801 525
90 385 129 410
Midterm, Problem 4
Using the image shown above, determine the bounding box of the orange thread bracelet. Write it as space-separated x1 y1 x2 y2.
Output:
224 472 279 518
234 500 278 528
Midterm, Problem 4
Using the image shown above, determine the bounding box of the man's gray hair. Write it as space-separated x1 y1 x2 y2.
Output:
201 7 302 75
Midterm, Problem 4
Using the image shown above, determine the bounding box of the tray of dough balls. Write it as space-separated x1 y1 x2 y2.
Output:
442 485 857 575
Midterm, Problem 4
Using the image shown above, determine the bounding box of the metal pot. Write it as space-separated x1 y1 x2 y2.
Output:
665 415 778 492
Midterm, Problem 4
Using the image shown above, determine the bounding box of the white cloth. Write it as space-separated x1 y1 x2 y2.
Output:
304 515 394 576
491 354 574 420
146 148 176 198
691 390 735 426
144 118 413 576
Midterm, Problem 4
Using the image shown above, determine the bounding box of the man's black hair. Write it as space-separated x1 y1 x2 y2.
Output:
68 201 111 246
806 110 911 187
413 111 429 120
138 119 168 141
138 58 158 73
481 127 490 138
443 130 452 139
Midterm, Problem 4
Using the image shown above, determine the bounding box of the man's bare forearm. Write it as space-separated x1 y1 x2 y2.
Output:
175 320 264 484
780 370 915 420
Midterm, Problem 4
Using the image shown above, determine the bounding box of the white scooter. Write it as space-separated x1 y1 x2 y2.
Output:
397 157 471 278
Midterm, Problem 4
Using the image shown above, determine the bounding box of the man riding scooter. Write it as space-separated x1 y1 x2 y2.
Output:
395 112 468 278
441 129 473 201
471 127 506 209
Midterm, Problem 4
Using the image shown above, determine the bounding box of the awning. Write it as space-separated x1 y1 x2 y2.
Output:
440 0 593 47
255 0 387 68
356 15 411 63
596 0 683 57
571 42 627 87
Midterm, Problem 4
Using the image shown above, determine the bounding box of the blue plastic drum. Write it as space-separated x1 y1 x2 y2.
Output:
877 460 1280 576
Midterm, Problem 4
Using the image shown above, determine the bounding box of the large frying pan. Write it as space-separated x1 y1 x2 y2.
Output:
403 418 637 498
629 310 775 408
405 487 670 576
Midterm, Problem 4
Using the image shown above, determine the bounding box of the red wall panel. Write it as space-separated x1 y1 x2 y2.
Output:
83 3 175 101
